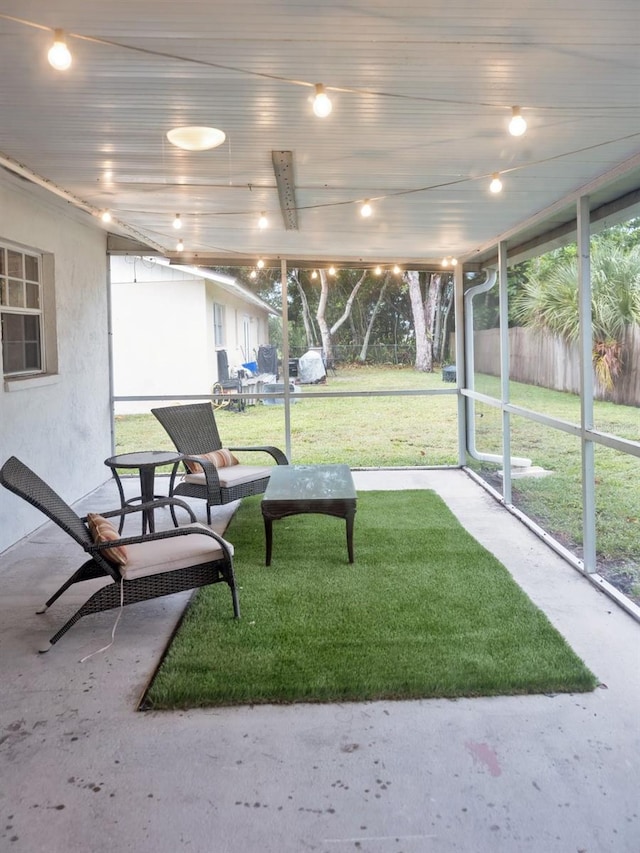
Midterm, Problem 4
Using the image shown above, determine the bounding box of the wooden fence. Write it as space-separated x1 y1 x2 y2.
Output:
473 325 640 406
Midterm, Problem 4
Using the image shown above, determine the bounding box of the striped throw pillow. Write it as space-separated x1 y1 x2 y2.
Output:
86 513 129 566
184 449 240 474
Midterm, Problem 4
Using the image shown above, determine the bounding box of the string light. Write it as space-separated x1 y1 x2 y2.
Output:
258 212 268 229
489 173 503 194
311 270 318 279
250 270 257 279
257 258 265 269
48 29 72 71
176 239 184 252
393 265 401 274
374 265 382 275
360 200 372 218
328 266 336 276
509 106 527 137
100 210 112 223
442 257 458 267
313 84 332 118
173 213 182 230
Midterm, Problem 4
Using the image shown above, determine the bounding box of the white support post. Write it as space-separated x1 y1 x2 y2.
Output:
498 241 512 505
578 196 596 572
280 259 292 462
454 263 466 466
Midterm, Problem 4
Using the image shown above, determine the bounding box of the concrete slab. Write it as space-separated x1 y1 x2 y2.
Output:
0 470 638 852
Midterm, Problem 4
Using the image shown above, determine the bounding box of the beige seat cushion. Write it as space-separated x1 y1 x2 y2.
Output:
120 522 234 580
183 464 272 489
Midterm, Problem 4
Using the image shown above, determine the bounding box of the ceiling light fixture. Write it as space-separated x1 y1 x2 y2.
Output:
508 106 527 137
258 212 268 229
312 84 332 118
489 173 503 194
360 200 372 218
176 239 184 252
173 213 182 230
48 29 72 71
166 126 226 151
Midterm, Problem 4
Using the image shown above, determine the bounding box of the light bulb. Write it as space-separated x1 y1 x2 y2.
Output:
250 270 257 279
48 29 72 71
393 265 401 274
100 210 112 223
173 213 182 230
451 258 458 266
176 239 184 252
509 106 527 137
313 83 332 118
311 270 318 279
257 258 265 269
442 258 449 267
258 212 268 229
328 266 336 276
489 173 503 194
360 200 372 218
374 265 382 275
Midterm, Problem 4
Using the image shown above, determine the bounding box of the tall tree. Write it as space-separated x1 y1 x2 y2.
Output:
512 239 640 389
316 268 368 363
358 272 390 362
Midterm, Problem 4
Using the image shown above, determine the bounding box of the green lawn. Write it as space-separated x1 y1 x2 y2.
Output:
114 365 640 601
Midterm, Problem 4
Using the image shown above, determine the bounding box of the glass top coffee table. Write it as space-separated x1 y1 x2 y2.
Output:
261 464 357 566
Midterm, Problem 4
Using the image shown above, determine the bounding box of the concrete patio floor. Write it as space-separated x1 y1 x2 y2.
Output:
0 468 638 853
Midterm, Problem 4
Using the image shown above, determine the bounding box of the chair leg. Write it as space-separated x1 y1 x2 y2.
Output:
206 503 212 525
37 560 106 613
44 580 124 649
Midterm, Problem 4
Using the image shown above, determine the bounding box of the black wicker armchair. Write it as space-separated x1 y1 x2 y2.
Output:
0 456 239 652
152 402 289 523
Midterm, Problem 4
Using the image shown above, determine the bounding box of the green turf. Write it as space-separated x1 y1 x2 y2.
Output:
143 491 597 709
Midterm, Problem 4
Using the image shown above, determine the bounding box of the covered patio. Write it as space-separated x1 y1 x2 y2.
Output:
1 469 638 852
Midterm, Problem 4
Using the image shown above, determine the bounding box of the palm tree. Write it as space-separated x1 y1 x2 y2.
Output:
512 239 640 389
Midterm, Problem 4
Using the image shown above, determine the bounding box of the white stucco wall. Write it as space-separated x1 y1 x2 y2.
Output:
0 172 111 553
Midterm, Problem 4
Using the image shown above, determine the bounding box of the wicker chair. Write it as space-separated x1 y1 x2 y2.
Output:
0 456 240 652
152 402 289 523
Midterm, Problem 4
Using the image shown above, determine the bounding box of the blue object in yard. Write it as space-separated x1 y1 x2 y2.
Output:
242 361 258 374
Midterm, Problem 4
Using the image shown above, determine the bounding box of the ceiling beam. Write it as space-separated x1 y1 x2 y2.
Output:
271 151 298 231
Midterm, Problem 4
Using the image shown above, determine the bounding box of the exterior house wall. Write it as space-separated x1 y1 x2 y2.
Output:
0 171 111 553
111 257 273 413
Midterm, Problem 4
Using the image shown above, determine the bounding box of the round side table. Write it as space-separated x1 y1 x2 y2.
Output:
104 450 183 534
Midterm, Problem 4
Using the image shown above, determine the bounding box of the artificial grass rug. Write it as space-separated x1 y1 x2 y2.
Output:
143 490 597 709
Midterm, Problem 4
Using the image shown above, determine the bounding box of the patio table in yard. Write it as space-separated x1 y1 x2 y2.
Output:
261 464 357 565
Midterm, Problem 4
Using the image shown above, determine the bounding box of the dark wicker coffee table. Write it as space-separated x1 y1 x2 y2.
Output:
261 464 357 566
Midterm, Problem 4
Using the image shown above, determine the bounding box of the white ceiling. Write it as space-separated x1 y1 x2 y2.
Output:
2 0 640 269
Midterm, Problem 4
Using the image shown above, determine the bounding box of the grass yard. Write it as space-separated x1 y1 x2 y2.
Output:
114 365 640 602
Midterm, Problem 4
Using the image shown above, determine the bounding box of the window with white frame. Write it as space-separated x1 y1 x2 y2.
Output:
213 302 225 346
1 245 44 376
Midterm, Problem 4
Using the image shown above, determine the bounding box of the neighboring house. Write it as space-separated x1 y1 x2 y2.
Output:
0 170 112 553
110 257 278 414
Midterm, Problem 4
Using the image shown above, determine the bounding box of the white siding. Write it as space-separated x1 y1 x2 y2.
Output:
0 171 111 552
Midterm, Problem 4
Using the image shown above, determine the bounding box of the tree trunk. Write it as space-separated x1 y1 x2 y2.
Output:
316 269 368 365
358 273 390 362
291 269 317 348
407 270 431 371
